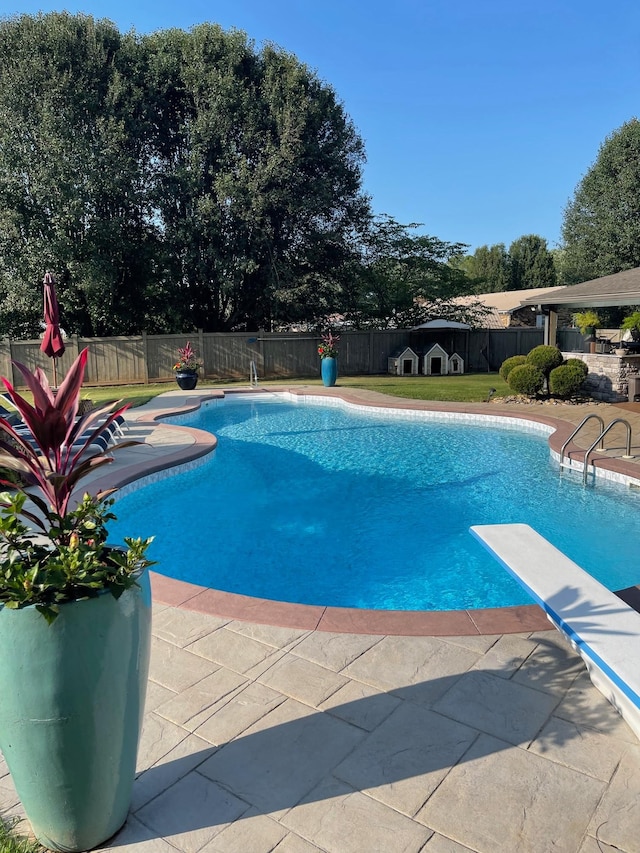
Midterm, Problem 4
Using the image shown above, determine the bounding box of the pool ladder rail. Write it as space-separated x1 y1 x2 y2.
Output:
559 414 634 485
249 360 259 386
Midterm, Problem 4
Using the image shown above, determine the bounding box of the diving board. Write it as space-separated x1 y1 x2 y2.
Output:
470 522 640 741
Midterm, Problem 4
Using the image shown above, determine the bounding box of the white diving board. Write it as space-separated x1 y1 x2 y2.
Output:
470 522 640 741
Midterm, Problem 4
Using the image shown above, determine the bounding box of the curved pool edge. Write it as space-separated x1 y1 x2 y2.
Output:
94 386 640 636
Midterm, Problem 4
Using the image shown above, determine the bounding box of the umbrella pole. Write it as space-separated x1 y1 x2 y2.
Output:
52 357 58 389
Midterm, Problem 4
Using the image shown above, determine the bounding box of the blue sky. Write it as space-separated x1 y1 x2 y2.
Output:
6 0 640 253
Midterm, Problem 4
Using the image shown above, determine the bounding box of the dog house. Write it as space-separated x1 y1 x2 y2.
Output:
448 352 464 375
423 344 449 375
388 346 419 376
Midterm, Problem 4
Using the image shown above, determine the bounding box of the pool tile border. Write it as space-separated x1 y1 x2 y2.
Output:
99 387 638 637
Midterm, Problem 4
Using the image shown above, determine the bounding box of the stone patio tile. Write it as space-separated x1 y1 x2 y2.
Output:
199 809 286 852
225 620 310 649
155 669 248 729
282 777 432 853
342 636 478 707
258 655 349 707
153 607 227 647
433 668 559 746
194 682 287 746
149 637 217 692
136 713 190 773
439 633 502 655
198 698 365 814
528 715 631 781
0 773 20 812
319 679 402 731
587 743 640 851
135 772 249 853
291 631 382 671
423 834 477 852
471 633 537 679
273 833 326 853
510 633 584 697
98 814 179 851
188 627 279 674
132 732 214 811
417 733 606 853
145 680 178 713
578 836 630 853
554 670 639 742
334 702 477 816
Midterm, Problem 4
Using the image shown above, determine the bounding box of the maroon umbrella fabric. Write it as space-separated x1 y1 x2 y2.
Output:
41 273 65 359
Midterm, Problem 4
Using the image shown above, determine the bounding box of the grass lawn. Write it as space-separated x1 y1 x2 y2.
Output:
80 372 510 409
0 819 43 853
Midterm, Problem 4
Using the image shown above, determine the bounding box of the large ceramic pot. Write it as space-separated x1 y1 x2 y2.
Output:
175 370 198 390
0 570 152 852
321 357 338 387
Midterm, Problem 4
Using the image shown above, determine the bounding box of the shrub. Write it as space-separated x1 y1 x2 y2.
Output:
499 355 528 381
526 345 563 376
549 363 587 398
507 363 544 396
564 358 589 377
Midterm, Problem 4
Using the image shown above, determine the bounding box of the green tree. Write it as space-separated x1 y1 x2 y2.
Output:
562 118 640 282
462 244 512 293
508 234 557 290
0 14 369 336
345 216 482 329
145 24 368 332
0 13 161 336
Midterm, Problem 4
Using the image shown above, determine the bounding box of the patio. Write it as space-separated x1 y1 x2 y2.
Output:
2 388 640 852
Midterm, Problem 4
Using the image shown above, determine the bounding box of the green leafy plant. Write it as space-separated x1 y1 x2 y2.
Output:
499 355 527 381
621 312 640 335
564 357 589 377
506 363 544 396
318 331 340 359
549 363 587 398
573 310 601 335
0 347 154 622
526 345 563 376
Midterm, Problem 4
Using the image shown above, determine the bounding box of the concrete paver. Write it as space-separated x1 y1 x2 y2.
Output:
3 389 640 852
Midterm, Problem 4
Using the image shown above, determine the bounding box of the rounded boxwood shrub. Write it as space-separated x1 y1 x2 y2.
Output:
526 345 563 375
549 363 587 398
499 355 528 381
507 363 544 396
563 357 589 378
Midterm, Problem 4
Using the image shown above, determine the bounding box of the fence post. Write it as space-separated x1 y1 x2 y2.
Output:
197 328 205 373
141 331 150 384
368 330 375 374
0 338 11 383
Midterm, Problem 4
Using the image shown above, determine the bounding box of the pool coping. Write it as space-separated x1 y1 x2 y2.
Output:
95 386 640 637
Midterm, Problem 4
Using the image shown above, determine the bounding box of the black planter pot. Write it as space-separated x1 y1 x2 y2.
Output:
175 371 198 390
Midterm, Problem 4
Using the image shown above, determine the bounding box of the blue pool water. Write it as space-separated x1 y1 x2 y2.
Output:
110 396 640 611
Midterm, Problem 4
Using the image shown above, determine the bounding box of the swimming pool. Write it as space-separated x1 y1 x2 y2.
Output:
111 395 640 611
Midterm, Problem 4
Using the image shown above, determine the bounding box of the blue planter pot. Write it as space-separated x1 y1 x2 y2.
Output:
321 357 338 387
0 570 152 851
175 371 198 390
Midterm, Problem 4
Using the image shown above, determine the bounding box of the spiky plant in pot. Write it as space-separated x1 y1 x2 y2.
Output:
0 346 156 852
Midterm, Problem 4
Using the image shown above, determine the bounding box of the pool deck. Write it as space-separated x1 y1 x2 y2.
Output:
3 386 640 851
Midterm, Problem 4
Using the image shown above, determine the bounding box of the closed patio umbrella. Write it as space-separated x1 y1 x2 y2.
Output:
41 272 65 387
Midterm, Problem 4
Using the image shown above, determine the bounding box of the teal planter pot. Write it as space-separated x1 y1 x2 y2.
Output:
0 570 152 852
321 357 338 387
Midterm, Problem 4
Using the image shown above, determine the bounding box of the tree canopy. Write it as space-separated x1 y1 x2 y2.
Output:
458 236 556 293
0 13 369 335
562 118 640 283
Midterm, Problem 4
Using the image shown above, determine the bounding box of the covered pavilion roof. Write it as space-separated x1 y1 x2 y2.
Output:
521 267 640 309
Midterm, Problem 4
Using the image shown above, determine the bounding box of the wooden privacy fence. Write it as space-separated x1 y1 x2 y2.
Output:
0 327 555 388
